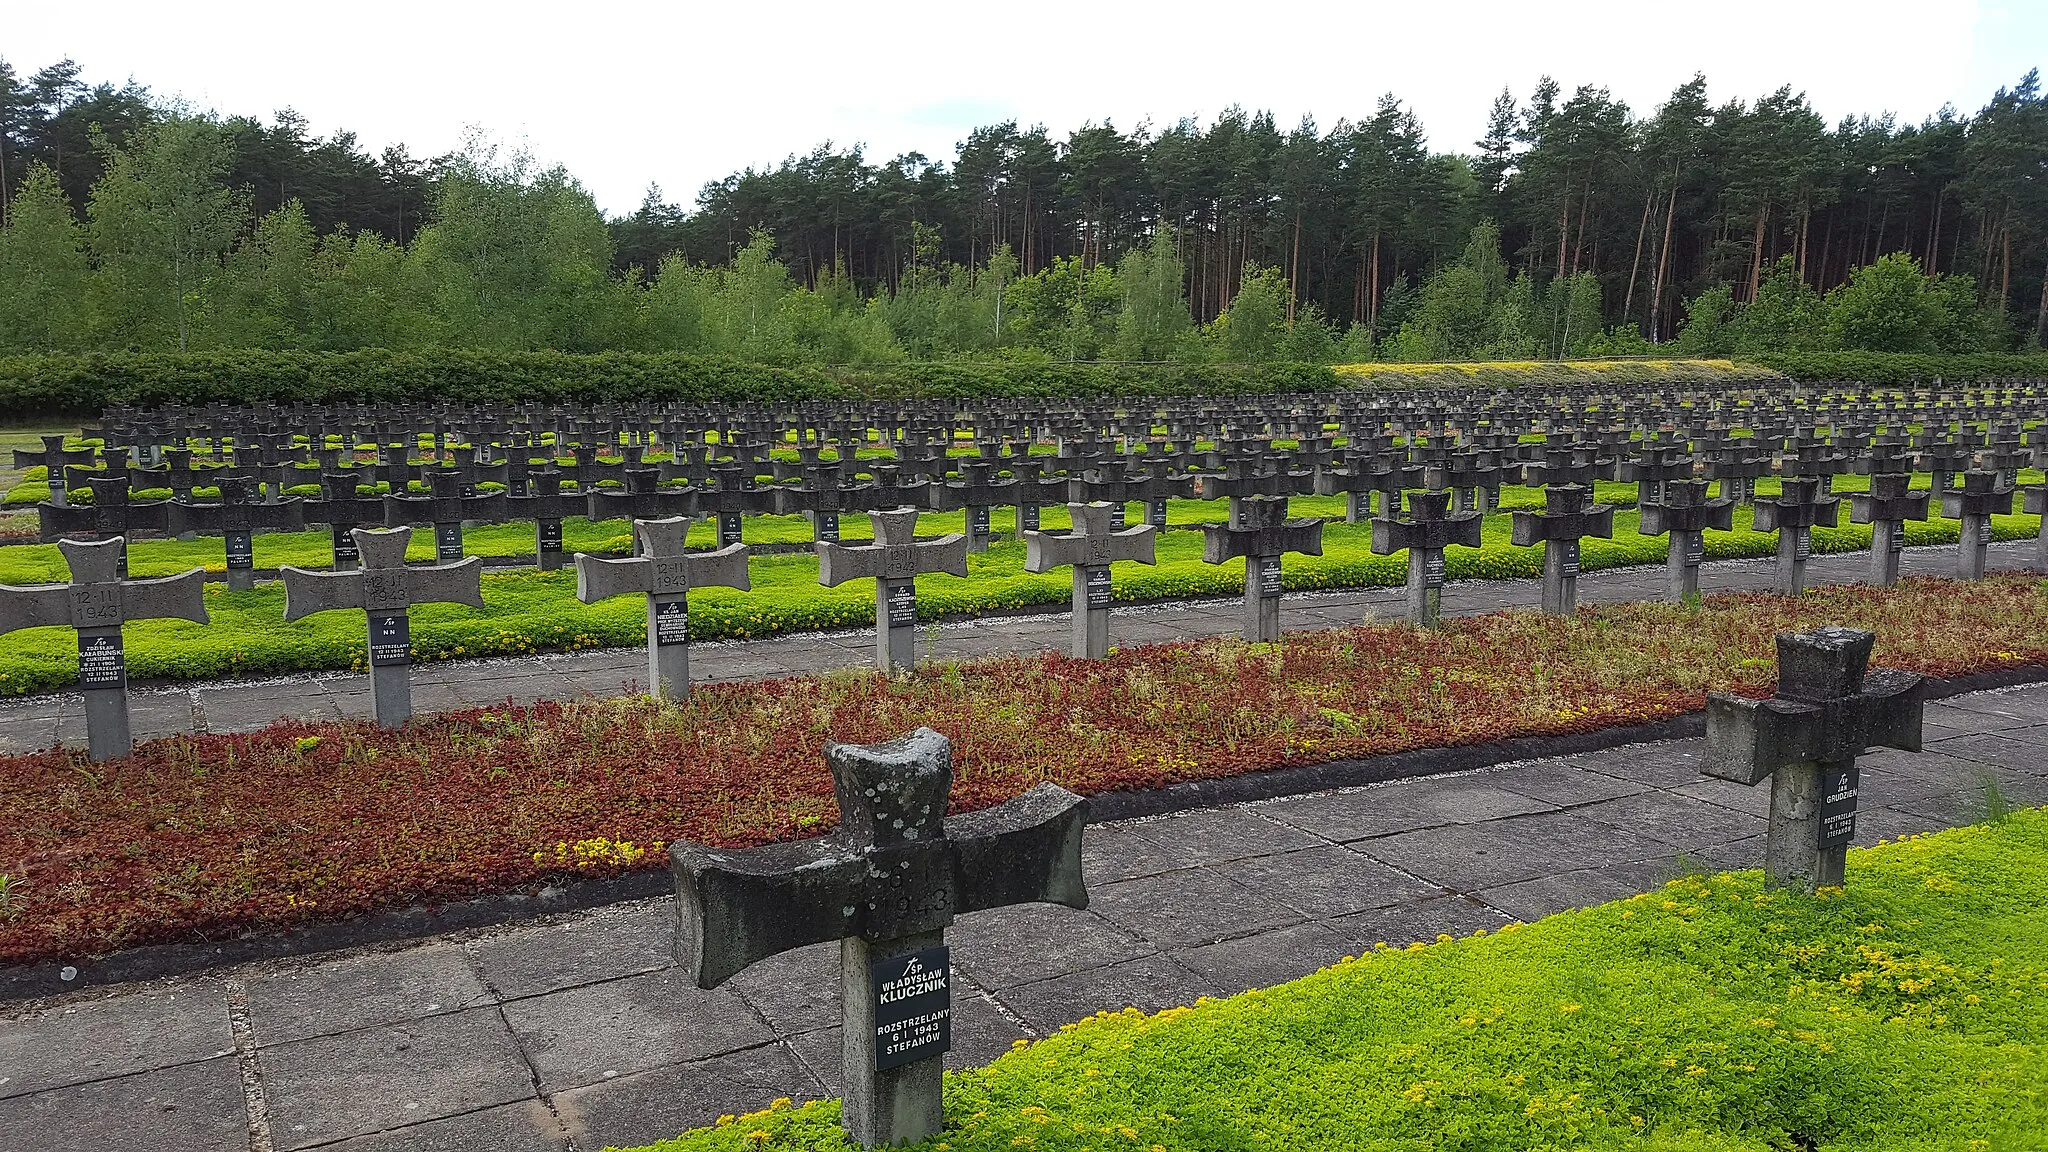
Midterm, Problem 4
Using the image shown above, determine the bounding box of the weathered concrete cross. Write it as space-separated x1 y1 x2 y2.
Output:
1023 501 1158 658
309 473 385 571
1940 470 2014 580
1371 489 1482 626
170 474 307 591
2026 485 2048 573
0 537 209 761
1510 484 1615 614
671 728 1087 1148
1200 495 1323 642
1637 478 1733 602
574 516 749 699
1751 476 1840 595
280 527 485 727
1704 626 1923 892
818 508 969 673
1846 472 1930 587
385 469 506 564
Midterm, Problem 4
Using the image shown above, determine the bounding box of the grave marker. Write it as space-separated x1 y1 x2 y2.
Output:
1510 484 1616 614
2025 485 2048 573
671 728 1086 1148
1940 470 2014 580
1704 626 1923 892
574 516 749 698
1846 472 1930 587
1751 477 1840 595
1022 501 1157 658
1199 495 1323 642
1637 478 1733 601
1371 489 1481 626
818 508 969 673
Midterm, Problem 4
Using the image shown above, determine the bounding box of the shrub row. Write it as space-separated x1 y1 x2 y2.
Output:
1750 350 2048 384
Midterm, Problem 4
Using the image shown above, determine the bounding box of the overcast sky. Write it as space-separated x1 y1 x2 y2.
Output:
9 1 2042 217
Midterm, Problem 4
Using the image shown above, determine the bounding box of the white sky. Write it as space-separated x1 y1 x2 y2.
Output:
8 0 2042 217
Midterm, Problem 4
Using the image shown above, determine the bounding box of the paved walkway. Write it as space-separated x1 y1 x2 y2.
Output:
3 683 2043 1151
0 541 2039 755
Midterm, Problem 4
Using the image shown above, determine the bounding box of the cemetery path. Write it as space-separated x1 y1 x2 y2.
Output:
3 682 2043 1151
0 539 2038 755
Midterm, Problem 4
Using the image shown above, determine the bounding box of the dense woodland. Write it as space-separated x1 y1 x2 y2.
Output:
1 56 2044 365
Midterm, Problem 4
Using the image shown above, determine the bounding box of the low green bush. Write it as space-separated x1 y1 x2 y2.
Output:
1751 350 2048 384
630 809 2048 1152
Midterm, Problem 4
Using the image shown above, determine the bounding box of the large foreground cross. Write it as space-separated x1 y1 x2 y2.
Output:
671 728 1087 1148
280 527 485 727
0 537 208 761
574 515 749 698
818 508 969 673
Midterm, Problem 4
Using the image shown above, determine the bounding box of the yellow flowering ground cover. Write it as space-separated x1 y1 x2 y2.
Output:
1331 359 1774 388
626 809 2048 1152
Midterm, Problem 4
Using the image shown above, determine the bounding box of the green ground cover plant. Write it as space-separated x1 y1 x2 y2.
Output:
628 809 2048 1152
0 476 2038 695
1 574 2042 966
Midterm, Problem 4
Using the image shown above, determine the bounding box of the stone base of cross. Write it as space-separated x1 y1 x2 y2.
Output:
0 537 209 761
1847 473 1930 587
818 508 969 673
1199 495 1323 642
574 515 749 698
1704 626 1923 892
280 527 486 727
1637 479 1733 602
670 728 1087 1148
1371 489 1482 627
1023 501 1157 658
1751 477 1840 595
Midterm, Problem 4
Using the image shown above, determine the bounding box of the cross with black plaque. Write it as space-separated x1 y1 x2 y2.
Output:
507 468 581 571
168 474 307 592
279 527 485 727
1509 484 1616 615
1846 472 1930 587
38 474 172 579
1372 489 1482 627
308 472 385 571
818 508 969 673
670 728 1087 1149
2025 485 2048 573
1751 476 1840 595
573 516 749 699
1940 470 2014 581
933 460 1016 553
0 537 208 761
13 434 96 507
1704 626 1923 892
1637 478 1733 602
1023 501 1158 658
1315 455 1418 523
384 469 506 564
1199 495 1323 643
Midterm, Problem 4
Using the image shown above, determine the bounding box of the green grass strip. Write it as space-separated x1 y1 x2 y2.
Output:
629 808 2048 1152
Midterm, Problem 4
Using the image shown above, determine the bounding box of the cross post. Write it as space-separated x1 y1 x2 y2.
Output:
1199 495 1323 642
818 508 969 673
1372 489 1482 626
670 728 1087 1149
1637 478 1733 602
1023 501 1157 658
2024 485 2048 573
280 527 485 727
1847 472 1930 587
1751 477 1840 595
169 474 307 591
0 537 208 761
13 434 96 507
507 468 582 571
1315 456 1419 523
574 516 749 698
1509 484 1615 614
932 460 1016 552
1940 470 2014 580
1704 626 1923 892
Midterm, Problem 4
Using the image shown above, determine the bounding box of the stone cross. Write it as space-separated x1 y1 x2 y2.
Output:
280 527 485 727
1637 478 1733 602
933 460 1016 552
574 516 749 699
1372 489 1482 626
1316 456 1419 523
1940 470 2014 580
385 469 506 564
2025 485 2048 573
1751 477 1840 595
818 508 969 673
39 474 171 579
1509 485 1616 614
13 434 96 507
0 537 209 761
1704 626 1923 892
507 468 581 571
309 473 385 571
1023 501 1157 658
670 728 1087 1149
170 474 308 592
1200 495 1323 642
1847 472 1930 587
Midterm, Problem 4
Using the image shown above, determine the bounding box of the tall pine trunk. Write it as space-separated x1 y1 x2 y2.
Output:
1623 185 1653 324
1649 176 1679 340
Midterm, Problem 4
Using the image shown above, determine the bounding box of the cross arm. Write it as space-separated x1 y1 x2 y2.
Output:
279 566 368 622
573 554 654 604
945 782 1089 915
686 543 752 592
119 569 212 626
817 539 885 586
671 838 867 990
0 583 76 637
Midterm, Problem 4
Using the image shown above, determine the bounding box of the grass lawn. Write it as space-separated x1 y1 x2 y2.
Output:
2 574 2042 967
629 808 2048 1151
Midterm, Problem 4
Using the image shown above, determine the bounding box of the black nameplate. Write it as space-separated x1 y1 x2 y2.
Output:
871 947 952 1071
1889 525 1905 553
78 633 125 691
436 523 464 561
1019 506 1040 533
1258 555 1283 598
1976 518 1992 547
816 512 840 543
332 526 360 563
652 598 689 646
368 612 411 667
1085 565 1113 610
225 533 254 570
1794 530 1811 563
1109 503 1126 529
1424 551 1446 588
1819 764 1859 849
969 507 991 536
1148 501 1168 527
1685 533 1704 566
537 520 564 553
1558 540 1581 578
719 512 743 546
886 582 918 629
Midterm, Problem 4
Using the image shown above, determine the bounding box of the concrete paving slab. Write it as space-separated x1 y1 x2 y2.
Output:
554 1044 819 1152
1088 868 1302 950
948 903 1152 991
318 1099 566 1152
0 987 231 1098
498 970 773 1091
1212 844 1442 918
1172 920 1353 993
0 1058 247 1152
244 943 494 1046
465 901 673 1001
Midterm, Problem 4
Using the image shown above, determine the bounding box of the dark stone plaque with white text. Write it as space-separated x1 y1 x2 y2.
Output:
871 947 951 1071
368 612 411 667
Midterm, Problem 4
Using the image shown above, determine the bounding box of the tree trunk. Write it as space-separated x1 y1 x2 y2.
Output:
1369 231 1382 331
2035 260 2047 349
1649 175 1680 340
1556 187 1570 281
2000 223 2012 314
1623 184 1653 323
1287 210 1301 323
1570 181 1592 276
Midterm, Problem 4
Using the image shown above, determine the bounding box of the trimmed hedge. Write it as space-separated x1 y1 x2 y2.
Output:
1751 350 2048 384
